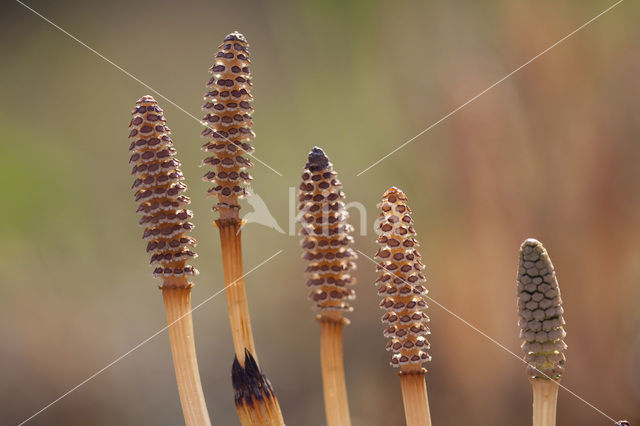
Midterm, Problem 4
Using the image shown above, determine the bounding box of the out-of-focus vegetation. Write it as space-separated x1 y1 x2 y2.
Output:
1 0 638 424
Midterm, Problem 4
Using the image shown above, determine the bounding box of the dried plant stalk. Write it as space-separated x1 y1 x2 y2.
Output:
163 288 211 426
318 315 350 426
128 96 210 425
299 147 355 425
517 239 567 426
375 187 431 426
232 350 285 426
399 372 432 426
218 221 256 360
200 32 283 423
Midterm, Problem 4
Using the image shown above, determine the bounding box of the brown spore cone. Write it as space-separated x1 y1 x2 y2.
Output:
129 95 197 285
299 147 356 315
375 187 430 371
201 31 255 219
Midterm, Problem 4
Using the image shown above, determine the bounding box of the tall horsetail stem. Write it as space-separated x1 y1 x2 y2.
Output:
299 147 356 425
200 32 283 425
375 187 432 426
128 95 211 426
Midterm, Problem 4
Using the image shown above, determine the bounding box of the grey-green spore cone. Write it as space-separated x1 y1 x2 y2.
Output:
517 239 567 380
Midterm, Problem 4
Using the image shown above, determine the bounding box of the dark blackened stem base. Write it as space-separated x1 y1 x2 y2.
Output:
317 313 352 426
232 350 285 425
162 287 211 426
216 219 257 364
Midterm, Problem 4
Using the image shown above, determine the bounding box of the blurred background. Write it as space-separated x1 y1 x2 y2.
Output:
1 0 639 424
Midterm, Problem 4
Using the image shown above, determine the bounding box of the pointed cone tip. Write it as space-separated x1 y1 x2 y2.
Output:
522 238 542 247
136 95 157 105
307 146 330 169
382 186 407 202
520 238 546 254
225 31 247 43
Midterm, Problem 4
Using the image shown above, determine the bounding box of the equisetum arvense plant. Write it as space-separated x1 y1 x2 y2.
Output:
128 95 211 426
517 238 567 426
375 187 432 426
299 147 356 426
200 31 284 425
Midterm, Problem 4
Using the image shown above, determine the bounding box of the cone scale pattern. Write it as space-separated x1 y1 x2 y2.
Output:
128 96 197 283
517 239 566 380
299 147 356 313
201 32 255 219
375 188 430 370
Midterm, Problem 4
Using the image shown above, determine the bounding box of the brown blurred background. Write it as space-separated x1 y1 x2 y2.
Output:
1 0 639 424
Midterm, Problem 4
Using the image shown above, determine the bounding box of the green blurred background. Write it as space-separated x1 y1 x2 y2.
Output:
1 0 639 424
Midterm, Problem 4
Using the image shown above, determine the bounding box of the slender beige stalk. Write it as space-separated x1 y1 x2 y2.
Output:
517 239 566 426
163 286 211 426
530 378 559 426
375 188 432 426
128 96 210 425
400 372 432 426
299 147 356 426
318 313 351 426
217 219 257 360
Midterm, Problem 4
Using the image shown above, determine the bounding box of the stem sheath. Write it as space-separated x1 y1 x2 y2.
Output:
530 378 559 426
399 371 432 426
319 313 351 426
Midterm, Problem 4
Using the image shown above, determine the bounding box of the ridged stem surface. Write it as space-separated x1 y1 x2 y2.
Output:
530 378 558 426
319 314 351 426
217 219 257 363
399 373 432 426
162 287 211 426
